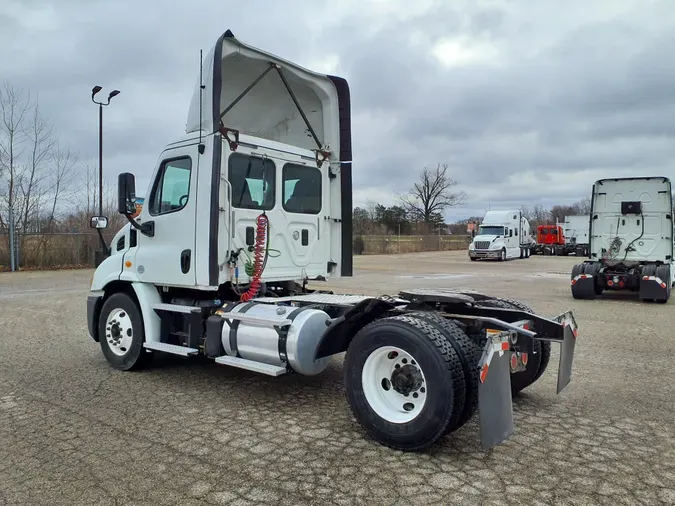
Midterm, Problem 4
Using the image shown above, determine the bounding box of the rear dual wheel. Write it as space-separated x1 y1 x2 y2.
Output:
343 314 476 451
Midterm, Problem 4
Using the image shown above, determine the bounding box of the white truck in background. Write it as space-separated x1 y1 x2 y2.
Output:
85 29 579 452
571 176 674 303
468 210 534 261
560 215 590 257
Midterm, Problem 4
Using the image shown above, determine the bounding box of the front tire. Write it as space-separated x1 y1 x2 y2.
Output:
344 315 466 451
98 292 151 371
500 248 507 261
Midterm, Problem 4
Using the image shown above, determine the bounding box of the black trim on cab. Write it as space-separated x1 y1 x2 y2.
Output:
87 295 103 342
327 75 353 277
208 30 229 287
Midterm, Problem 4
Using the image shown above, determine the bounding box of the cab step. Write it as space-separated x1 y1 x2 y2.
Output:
215 355 287 376
143 341 199 356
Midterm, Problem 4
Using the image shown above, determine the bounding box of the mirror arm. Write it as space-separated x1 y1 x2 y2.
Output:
124 213 154 237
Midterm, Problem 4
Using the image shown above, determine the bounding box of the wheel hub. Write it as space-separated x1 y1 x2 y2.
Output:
361 346 428 424
391 364 423 396
105 309 133 357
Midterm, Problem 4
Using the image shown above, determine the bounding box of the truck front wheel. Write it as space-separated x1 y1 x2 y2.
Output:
98 292 151 371
343 315 465 451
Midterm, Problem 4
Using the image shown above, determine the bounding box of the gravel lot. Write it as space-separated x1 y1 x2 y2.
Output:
1 251 674 506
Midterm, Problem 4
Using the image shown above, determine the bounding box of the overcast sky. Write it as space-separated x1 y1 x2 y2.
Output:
2 0 674 222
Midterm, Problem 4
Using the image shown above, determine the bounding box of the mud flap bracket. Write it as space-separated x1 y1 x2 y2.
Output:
551 310 578 394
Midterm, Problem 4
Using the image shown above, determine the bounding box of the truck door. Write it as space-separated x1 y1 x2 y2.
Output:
227 147 330 282
132 146 197 286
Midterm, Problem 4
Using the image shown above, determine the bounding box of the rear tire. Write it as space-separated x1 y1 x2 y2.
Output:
343 314 465 451
405 312 481 433
98 292 151 371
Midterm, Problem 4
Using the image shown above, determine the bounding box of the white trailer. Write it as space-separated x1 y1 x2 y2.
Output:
468 210 534 261
561 215 590 256
571 177 674 302
86 29 579 452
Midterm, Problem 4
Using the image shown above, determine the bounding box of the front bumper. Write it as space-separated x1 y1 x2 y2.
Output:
469 249 500 259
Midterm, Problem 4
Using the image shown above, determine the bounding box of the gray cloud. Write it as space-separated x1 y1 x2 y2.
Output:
1 0 674 223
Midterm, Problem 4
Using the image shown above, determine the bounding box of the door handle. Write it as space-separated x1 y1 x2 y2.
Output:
180 249 191 274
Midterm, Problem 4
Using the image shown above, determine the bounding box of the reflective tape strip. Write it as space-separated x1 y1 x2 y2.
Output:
571 273 593 285
642 275 666 289
479 330 510 383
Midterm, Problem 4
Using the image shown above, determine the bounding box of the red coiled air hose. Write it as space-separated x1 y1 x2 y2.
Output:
240 213 269 301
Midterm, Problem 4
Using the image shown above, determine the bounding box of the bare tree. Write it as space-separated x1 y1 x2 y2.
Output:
19 95 55 232
396 163 467 224
46 143 78 227
573 197 591 215
0 82 31 230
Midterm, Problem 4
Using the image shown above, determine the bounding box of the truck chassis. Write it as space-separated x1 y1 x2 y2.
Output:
88 284 577 451
571 260 672 302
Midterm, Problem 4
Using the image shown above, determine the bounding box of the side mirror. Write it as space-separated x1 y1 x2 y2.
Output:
118 172 136 215
90 216 108 229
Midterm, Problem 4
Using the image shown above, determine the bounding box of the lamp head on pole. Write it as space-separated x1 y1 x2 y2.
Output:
108 90 120 101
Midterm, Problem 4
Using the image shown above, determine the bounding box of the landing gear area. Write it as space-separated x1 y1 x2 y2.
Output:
89 288 578 451
571 261 672 303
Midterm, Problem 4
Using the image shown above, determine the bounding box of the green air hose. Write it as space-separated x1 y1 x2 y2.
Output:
243 245 281 276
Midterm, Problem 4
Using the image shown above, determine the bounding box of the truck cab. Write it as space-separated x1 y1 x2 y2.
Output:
91 29 352 297
468 210 532 261
571 176 674 302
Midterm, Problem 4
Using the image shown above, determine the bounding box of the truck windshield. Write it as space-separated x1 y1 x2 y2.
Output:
479 226 505 236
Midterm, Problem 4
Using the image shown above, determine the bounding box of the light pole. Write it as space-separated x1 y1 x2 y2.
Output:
91 86 120 266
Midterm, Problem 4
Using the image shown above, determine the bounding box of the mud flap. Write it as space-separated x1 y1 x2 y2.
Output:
477 329 514 450
639 275 668 301
571 273 595 299
552 310 578 394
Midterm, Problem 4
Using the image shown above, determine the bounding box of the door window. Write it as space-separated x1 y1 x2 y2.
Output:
148 157 192 216
229 153 276 210
282 164 322 214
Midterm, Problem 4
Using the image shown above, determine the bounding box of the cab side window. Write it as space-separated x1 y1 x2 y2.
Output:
229 153 276 210
283 164 322 214
148 157 192 216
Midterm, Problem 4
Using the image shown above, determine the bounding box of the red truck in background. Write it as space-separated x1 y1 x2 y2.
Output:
531 224 565 255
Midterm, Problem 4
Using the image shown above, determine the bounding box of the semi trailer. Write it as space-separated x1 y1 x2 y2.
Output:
571 177 674 303
468 210 535 261
86 29 579 452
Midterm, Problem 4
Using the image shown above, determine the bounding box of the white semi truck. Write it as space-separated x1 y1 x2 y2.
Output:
571 177 674 302
468 210 534 261
563 215 590 256
86 29 579 452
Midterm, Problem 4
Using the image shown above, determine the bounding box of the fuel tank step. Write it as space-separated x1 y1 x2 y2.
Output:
215 355 288 376
143 341 199 356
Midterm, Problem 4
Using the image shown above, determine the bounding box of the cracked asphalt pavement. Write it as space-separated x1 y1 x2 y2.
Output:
1 252 674 505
